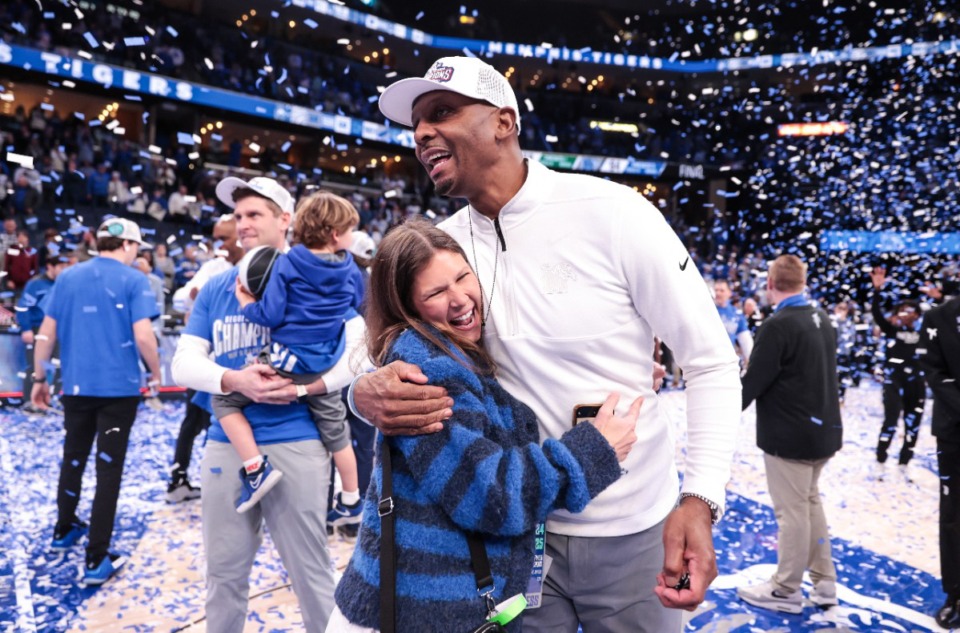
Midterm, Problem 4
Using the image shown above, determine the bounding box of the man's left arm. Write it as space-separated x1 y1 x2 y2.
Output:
296 315 372 400
618 200 741 609
31 316 57 409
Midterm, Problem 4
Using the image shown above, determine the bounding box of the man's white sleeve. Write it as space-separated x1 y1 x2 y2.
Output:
172 333 228 395
737 330 755 362
320 315 372 393
618 198 742 512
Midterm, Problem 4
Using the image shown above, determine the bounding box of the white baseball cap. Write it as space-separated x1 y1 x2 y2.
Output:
96 217 144 244
379 56 521 132
348 230 376 259
215 176 295 215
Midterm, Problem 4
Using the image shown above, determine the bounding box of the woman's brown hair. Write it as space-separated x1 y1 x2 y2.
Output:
293 191 360 249
365 217 496 375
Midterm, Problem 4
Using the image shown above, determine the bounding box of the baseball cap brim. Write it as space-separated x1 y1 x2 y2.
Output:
215 176 254 209
379 78 484 128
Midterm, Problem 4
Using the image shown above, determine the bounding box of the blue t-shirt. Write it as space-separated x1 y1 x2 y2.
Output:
185 267 319 445
716 302 749 346
44 257 159 397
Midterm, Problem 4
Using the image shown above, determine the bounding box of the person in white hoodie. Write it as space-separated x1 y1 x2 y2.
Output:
350 56 742 632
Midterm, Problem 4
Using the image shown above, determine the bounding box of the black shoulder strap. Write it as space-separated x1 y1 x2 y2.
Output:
379 442 495 633
379 443 396 633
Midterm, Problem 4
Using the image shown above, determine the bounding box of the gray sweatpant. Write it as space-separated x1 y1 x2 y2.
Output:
521 519 683 633
201 439 336 633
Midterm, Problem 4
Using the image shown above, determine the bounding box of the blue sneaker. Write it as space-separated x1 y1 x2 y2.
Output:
327 492 362 526
51 521 88 551
82 553 126 586
235 456 283 513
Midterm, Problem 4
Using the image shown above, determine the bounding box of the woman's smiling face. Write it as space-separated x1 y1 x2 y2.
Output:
411 250 483 343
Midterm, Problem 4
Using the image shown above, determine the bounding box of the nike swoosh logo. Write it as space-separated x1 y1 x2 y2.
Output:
679 256 690 271
250 472 264 489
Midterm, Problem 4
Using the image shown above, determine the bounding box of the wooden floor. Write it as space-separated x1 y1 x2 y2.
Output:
0 384 948 632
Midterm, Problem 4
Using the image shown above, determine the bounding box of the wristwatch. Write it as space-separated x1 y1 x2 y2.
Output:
32 373 47 383
295 384 309 402
679 493 723 525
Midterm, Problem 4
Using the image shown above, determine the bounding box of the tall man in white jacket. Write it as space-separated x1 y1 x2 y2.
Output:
352 56 742 632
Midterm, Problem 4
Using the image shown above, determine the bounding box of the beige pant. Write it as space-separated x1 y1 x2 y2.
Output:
763 453 837 594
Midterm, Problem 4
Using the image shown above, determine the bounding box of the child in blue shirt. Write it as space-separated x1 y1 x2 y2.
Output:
212 192 365 514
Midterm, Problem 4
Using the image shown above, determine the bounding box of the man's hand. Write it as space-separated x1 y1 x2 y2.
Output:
654 497 717 611
354 361 453 435
21 330 35 345
221 364 294 404
869 266 887 290
31 381 50 410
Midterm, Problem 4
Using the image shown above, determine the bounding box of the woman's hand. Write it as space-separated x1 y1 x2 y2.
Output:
590 391 642 462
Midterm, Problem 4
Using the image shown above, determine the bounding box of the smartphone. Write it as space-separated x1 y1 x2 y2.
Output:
572 403 603 426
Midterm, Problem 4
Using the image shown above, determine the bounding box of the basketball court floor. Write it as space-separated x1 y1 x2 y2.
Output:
0 384 948 632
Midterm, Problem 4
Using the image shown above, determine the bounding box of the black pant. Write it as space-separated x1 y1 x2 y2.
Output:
170 389 211 481
940 438 960 599
58 395 140 563
877 373 925 464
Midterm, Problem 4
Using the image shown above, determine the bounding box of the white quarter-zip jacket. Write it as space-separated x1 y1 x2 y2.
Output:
440 159 742 537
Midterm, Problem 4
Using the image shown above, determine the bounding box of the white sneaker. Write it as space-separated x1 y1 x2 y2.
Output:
810 581 838 608
870 461 888 481
737 580 803 614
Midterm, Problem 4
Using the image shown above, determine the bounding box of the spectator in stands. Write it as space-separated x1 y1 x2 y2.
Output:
359 55 741 632
107 171 131 213
7 173 40 217
738 254 843 614
16 253 71 408
167 184 191 222
134 256 165 336
87 162 111 208
174 244 202 289
0 219 18 273
61 158 87 209
153 242 176 295
4 230 39 296
31 218 161 585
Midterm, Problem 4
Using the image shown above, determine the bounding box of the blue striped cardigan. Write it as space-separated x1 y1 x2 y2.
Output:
334 327 622 631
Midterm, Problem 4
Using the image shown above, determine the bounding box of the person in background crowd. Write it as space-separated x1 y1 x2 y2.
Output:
713 278 754 370
738 254 843 614
832 301 859 403
16 254 71 409
4 230 39 297
917 289 960 630
166 215 244 503
31 217 161 585
869 266 925 483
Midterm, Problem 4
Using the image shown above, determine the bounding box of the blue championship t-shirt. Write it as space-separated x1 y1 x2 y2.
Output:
716 302 749 346
185 268 319 445
44 257 159 397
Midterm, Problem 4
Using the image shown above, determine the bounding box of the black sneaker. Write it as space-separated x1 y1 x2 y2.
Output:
936 596 960 629
166 478 202 503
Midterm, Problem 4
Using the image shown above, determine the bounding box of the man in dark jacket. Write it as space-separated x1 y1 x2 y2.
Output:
869 266 924 482
738 254 843 615
917 295 960 629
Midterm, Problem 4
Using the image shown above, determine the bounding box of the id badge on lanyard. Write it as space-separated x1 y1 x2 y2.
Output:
524 522 546 609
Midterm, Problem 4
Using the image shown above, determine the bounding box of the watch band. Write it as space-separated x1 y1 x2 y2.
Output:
32 373 48 383
295 384 309 401
679 492 723 525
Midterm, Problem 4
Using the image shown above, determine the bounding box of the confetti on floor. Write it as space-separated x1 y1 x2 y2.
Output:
0 383 947 632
